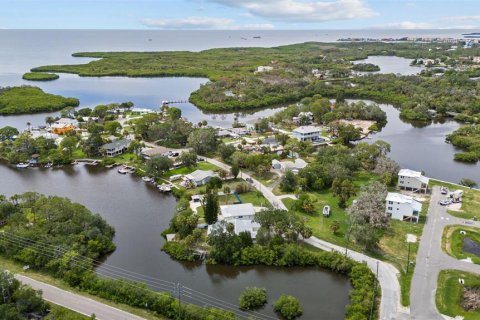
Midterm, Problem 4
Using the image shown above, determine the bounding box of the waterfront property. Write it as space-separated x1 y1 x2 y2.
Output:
386 192 422 223
398 169 430 193
51 118 78 135
101 139 131 157
292 126 322 142
207 203 261 238
141 146 171 159
185 169 216 186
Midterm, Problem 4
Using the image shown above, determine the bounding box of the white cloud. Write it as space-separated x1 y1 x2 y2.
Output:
142 17 233 29
209 0 376 22
370 21 432 30
141 16 274 30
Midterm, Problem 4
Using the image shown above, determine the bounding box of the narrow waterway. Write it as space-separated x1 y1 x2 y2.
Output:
0 163 351 319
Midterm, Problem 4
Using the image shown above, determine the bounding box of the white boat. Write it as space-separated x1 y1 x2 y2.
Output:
16 163 29 168
142 176 153 182
323 205 331 217
118 166 129 174
158 184 172 192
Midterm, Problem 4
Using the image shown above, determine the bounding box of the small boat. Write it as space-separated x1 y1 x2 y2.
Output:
16 163 29 168
118 166 129 174
44 162 53 168
158 184 172 192
323 205 331 217
142 176 153 182
253 36 261 39
86 160 99 166
71 160 78 165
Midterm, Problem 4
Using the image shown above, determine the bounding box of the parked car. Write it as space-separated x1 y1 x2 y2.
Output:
440 187 448 195
246 177 254 184
439 200 452 206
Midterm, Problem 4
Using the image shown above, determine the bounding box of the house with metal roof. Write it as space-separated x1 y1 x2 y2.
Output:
207 203 261 238
101 139 131 157
398 169 430 193
185 170 216 186
292 126 323 142
386 192 422 223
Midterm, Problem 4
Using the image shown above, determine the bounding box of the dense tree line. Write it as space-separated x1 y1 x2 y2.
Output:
446 124 480 162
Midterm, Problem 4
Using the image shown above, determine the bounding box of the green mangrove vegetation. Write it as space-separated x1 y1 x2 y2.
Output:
22 72 59 81
446 125 480 163
26 42 480 122
352 63 380 72
0 86 79 115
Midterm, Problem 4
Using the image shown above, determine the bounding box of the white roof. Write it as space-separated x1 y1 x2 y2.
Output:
293 126 320 134
220 203 256 219
398 169 430 184
186 170 215 182
234 219 260 238
386 193 422 211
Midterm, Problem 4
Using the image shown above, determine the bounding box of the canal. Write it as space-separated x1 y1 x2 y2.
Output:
0 163 352 319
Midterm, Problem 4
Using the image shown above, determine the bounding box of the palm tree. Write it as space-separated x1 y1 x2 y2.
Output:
45 116 55 127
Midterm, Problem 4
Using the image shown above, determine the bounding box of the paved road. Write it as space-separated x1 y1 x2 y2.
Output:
15 274 145 320
204 157 407 320
305 237 409 320
410 186 480 320
204 157 288 210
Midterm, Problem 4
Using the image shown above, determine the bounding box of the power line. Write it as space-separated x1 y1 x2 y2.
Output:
0 231 276 320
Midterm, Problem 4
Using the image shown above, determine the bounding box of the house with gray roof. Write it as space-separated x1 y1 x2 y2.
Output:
185 170 216 186
101 139 131 157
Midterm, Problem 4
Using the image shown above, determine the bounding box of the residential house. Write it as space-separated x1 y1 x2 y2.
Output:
101 139 131 157
141 146 171 159
292 126 322 142
207 203 261 238
398 169 430 193
473 56 480 63
51 118 78 135
185 170 216 186
272 158 307 174
386 192 422 223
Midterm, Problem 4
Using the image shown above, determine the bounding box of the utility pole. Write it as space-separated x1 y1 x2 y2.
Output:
369 261 379 320
406 241 412 273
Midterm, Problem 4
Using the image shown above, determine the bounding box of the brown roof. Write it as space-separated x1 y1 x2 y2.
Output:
142 146 170 157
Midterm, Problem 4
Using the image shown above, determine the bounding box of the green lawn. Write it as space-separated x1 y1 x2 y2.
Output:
281 170 428 306
0 256 166 320
442 225 480 264
436 270 480 320
430 180 480 220
162 162 219 179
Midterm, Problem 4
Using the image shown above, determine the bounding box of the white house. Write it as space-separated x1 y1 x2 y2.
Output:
272 158 307 174
101 139 131 157
398 169 430 193
292 126 322 142
207 203 261 238
185 170 216 186
386 192 422 223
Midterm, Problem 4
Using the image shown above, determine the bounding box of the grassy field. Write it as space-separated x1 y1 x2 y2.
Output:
162 161 218 179
442 225 480 264
0 256 166 320
430 180 480 220
281 170 428 306
436 270 480 320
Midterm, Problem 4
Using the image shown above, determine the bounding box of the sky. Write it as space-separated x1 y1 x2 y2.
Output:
2 0 480 30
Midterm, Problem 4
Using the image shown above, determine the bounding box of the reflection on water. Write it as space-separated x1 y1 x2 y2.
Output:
463 238 480 257
353 56 424 75
0 164 351 319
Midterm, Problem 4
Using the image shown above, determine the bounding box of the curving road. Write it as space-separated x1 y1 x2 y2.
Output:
15 274 145 320
203 157 408 320
410 186 480 320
